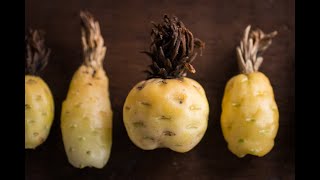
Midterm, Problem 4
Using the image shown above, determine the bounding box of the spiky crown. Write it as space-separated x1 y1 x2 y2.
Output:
143 15 205 79
236 25 277 74
25 29 51 75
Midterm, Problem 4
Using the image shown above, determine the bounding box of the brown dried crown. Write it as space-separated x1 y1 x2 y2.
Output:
142 15 205 79
25 29 51 75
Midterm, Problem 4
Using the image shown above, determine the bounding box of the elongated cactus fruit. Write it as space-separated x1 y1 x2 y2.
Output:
61 11 113 168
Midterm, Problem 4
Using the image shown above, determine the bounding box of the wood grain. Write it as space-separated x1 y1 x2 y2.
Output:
25 0 295 179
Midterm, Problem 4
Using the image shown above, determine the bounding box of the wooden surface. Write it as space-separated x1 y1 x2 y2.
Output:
25 0 295 179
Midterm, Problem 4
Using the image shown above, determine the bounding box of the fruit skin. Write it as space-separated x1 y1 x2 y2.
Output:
123 77 209 153
61 65 112 169
221 72 279 157
25 75 54 149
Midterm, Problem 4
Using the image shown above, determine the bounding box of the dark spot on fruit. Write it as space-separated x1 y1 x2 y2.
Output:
88 83 93 86
92 70 97 77
193 85 198 89
69 147 74 152
141 102 151 107
25 104 31 110
173 93 186 104
163 131 176 136
125 106 131 110
137 85 144 90
245 117 256 122
232 102 241 107
133 121 145 128
143 136 155 141
238 139 244 143
86 151 91 155
137 82 147 90
175 144 182 147
36 95 42 101
27 79 37 84
255 91 266 96
159 116 171 120
70 124 77 129
177 97 184 104
158 80 167 85
33 132 39 137
28 120 35 124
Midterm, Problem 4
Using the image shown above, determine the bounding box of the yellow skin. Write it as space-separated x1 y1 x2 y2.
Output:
25 75 54 149
61 65 112 168
221 72 279 157
123 77 209 153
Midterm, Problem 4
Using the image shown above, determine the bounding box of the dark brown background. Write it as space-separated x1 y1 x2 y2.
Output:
25 0 295 179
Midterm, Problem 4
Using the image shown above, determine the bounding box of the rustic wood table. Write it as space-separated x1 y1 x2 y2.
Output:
25 0 295 179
